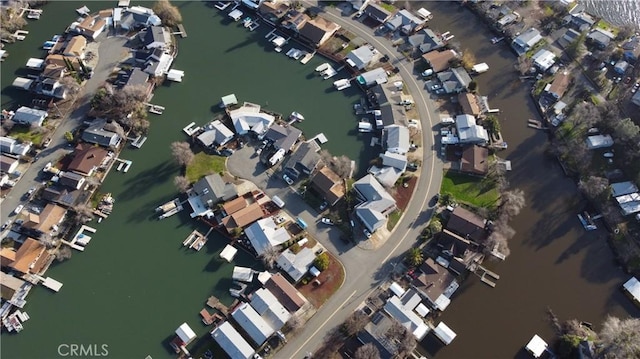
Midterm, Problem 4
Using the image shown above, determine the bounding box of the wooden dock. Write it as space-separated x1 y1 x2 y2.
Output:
474 265 500 288
206 295 229 315
176 24 187 38
527 119 548 130
146 103 164 115
131 136 147 148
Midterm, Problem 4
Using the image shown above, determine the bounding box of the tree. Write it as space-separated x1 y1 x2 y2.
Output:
72 203 95 224
612 118 640 146
59 76 81 97
285 313 303 333
498 189 526 219
64 131 74 142
398 332 417 357
484 115 500 135
516 56 532 75
55 246 73 262
461 50 476 71
597 316 640 358
579 176 610 202
153 0 182 27
428 218 442 234
354 343 380 359
314 252 330 271
170 141 194 166
90 84 148 122
260 245 280 269
468 80 478 93
616 24 635 41
386 319 406 342
486 231 511 258
569 101 600 129
406 248 423 267
319 150 353 179
342 311 368 337
173 175 190 193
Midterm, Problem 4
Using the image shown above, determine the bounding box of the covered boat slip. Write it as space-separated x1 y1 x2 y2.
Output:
219 244 238 262
623 277 640 305
525 334 548 358
433 322 457 345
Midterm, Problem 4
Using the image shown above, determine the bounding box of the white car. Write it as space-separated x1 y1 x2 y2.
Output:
320 217 334 225
283 174 294 185
13 204 24 215
363 228 372 238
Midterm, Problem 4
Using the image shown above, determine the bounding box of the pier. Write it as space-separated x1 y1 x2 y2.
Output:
145 103 165 115
472 265 500 288
206 295 229 316
11 30 29 41
183 122 201 136
131 135 147 149
300 51 315 64
527 119 547 130
182 228 213 251
114 158 133 172
175 24 187 38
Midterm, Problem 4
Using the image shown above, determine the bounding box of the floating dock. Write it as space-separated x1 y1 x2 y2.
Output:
300 51 315 64
131 135 147 148
146 103 164 115
310 133 328 144
42 277 63 292
527 119 547 130
114 158 132 172
176 24 187 38
183 122 201 136
474 265 500 288
214 1 231 10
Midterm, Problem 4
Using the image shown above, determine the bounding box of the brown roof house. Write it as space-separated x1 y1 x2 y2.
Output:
23 203 67 237
299 17 340 48
411 258 458 311
0 247 16 268
264 273 306 312
446 206 488 242
221 196 265 232
10 238 52 275
460 145 489 175
258 0 290 23
422 49 458 73
310 166 345 206
1 271 26 302
437 229 472 259
62 35 87 58
67 143 108 176
281 9 310 32
545 71 571 100
74 15 107 40
458 93 483 117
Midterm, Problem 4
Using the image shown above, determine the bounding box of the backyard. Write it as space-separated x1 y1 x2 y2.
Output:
185 152 226 182
297 252 345 308
440 170 499 209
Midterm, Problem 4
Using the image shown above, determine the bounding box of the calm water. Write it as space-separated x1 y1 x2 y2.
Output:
419 3 640 358
1 2 370 358
582 0 640 28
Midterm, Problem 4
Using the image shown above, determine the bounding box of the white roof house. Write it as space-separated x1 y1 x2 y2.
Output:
433 322 457 345
276 247 316 282
611 181 639 197
211 321 255 359
389 281 406 297
0 136 31 156
531 49 556 72
231 302 275 346
369 165 403 188
525 334 548 358
197 119 234 147
623 277 640 304
383 295 429 340
245 217 291 256
12 106 48 127
586 134 613 149
175 323 197 345
250 288 291 330
221 94 238 107
346 46 376 70
456 114 488 144
229 103 275 136
383 125 410 155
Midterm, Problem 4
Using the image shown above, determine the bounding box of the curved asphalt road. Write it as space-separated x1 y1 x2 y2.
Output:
229 3 445 357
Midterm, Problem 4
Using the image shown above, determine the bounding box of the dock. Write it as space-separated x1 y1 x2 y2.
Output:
41 277 63 292
300 51 315 64
61 239 84 251
131 135 147 149
175 24 187 38
114 158 132 172
145 103 164 115
158 198 184 219
65 225 97 250
23 8 42 19
309 133 328 144
206 295 229 315
473 265 500 288
183 122 201 136
11 30 29 41
214 1 231 10
166 69 184 82
527 119 547 130
183 228 212 251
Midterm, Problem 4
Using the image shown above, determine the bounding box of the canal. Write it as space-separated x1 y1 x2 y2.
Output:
1 2 371 358
419 2 640 358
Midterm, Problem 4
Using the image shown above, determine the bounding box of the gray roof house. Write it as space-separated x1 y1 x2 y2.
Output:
353 174 397 232
197 120 234 148
383 125 410 155
346 46 377 70
264 124 302 152
81 119 122 148
385 9 425 35
511 28 543 55
436 67 472 94
250 288 291 330
284 141 321 176
356 67 388 87
119 6 161 30
277 247 316 282
363 3 393 24
124 68 149 89
0 136 30 157
140 26 170 49
357 313 397 359
231 302 275 346
191 173 237 208
456 114 488 144
58 171 86 190
587 28 615 49
632 89 640 107
211 321 255 359
12 106 48 127
407 28 445 54
380 151 407 172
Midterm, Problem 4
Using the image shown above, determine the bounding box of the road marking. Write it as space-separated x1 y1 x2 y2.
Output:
290 289 357 358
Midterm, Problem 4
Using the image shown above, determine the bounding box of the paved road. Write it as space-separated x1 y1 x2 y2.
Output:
0 35 127 231
229 3 445 357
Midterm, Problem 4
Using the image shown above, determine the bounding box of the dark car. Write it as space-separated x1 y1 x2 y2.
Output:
430 193 440 207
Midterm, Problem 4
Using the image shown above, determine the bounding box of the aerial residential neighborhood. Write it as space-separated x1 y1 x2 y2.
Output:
1 1 639 359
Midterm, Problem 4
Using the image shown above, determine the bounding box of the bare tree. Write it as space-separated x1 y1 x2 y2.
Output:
153 0 182 27
569 102 600 129
170 141 194 166
597 316 640 359
260 245 280 269
319 150 353 179
398 332 417 358
386 319 406 342
342 311 369 337
354 343 380 359
103 120 126 140
72 203 95 224
174 176 190 193
612 118 640 146
55 246 73 262
91 84 148 122
579 176 610 202
499 189 526 219
486 231 511 258
516 56 532 75
285 313 303 333
59 76 81 97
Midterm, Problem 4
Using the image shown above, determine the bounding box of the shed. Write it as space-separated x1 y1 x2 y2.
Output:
525 335 548 358
221 94 238 107
26 58 44 69
611 181 639 197
415 303 430 317
433 322 457 345
389 281 405 297
219 244 238 262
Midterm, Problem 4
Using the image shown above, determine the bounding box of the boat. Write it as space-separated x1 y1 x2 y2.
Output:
42 41 56 50
289 112 305 122
242 17 253 27
286 48 303 60
491 36 504 44
322 65 337 80
315 63 330 72
358 120 373 133
333 78 351 91
471 63 489 74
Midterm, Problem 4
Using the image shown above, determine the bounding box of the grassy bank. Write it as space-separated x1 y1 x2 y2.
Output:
185 152 226 182
441 170 499 209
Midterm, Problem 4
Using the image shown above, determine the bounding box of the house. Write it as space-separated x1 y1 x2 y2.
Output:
231 302 275 346
41 187 84 208
211 321 255 359
284 141 321 177
511 28 543 55
346 45 377 70
11 106 48 127
264 272 306 312
383 125 410 155
143 52 174 77
632 90 640 107
0 137 31 156
446 206 488 242
250 288 291 330
383 295 429 340
356 67 388 87
0 247 16 268
63 35 87 58
586 28 615 49
9 238 52 275
229 103 275 137
456 114 488 144
82 119 122 147
436 67 472 94
369 165 403 188
245 217 291 256
622 36 640 63
281 10 309 32
546 71 571 100
174 323 197 348
369 82 400 127
611 181 639 197
189 173 237 217
264 124 302 152
197 120 234 148
422 49 458 73
309 166 345 206
119 6 161 30
363 3 393 24
0 271 26 302
560 28 582 48
258 0 290 23
614 60 629 75
140 26 170 50
122 67 150 89
36 78 66 99
73 15 107 40
357 313 397 359
385 9 425 35
222 202 265 232
437 229 471 259
349 0 369 11
58 171 86 190
0 155 19 174
43 54 80 78
276 247 316 282
353 174 397 232
585 134 614 149
432 322 457 345
460 145 488 175
67 144 108 176
408 28 445 54
531 49 556 72
380 151 407 172
496 12 519 29
23 203 67 236
458 93 483 117
567 11 596 31
299 17 340 48
411 258 458 311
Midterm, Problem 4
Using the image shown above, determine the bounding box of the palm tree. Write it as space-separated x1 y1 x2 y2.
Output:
406 248 423 267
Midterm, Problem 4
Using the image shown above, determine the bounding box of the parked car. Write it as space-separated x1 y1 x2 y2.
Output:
282 174 294 185
13 204 24 215
354 10 364 19
27 187 36 196
1 220 10 231
430 193 440 207
320 217 334 225
363 228 372 239
421 69 434 78
220 148 234 157
407 163 419 171
319 201 328 211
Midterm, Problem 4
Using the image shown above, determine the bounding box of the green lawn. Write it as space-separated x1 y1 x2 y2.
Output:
387 210 402 231
379 2 396 12
185 152 226 182
11 126 45 145
440 170 499 209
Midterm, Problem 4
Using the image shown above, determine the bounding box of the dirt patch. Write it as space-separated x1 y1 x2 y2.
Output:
297 252 345 308
391 175 417 211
